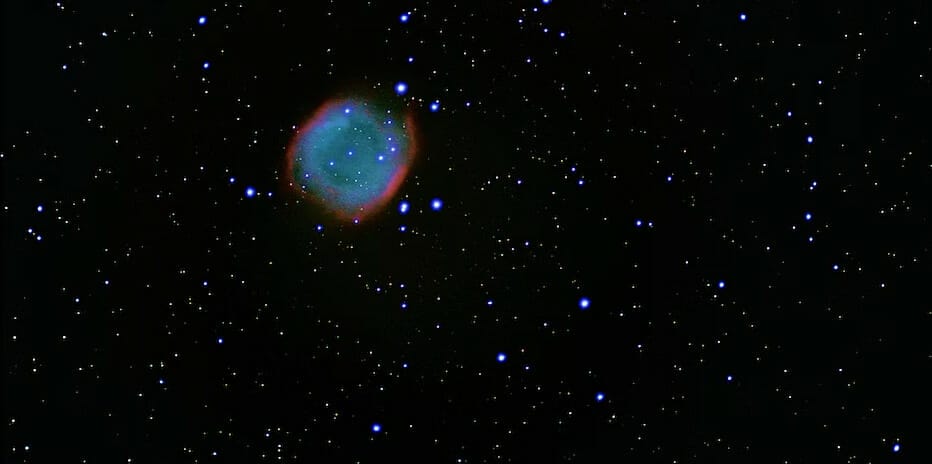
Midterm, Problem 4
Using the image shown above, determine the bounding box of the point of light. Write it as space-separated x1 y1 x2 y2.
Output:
542 0 552 4
893 443 900 453
395 82 408 95
158 378 165 385
198 16 207 25
739 13 747 21
430 101 440 112
228 177 235 183
787 110 793 117
806 135 814 144
399 201 410 214
245 187 256 198
372 423 382 433
431 198 443 211
579 297 590 310
217 338 224 344
727 375 733 382
487 299 493 306
832 264 839 271
595 392 605 402
635 219 643 227
37 205 43 212
399 13 409 23
407 56 414 63
718 280 726 289
202 61 210 69
805 212 812 221
497 353 507 363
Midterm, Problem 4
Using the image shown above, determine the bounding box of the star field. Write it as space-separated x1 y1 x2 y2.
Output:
2 1 930 463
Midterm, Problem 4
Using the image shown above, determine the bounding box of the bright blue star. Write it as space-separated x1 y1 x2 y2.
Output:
739 13 747 21
497 353 507 363
399 13 410 23
37 205 44 212
595 392 605 402
395 82 408 95
217 337 224 344
245 187 256 198
372 423 382 433
430 101 440 112
578 297 590 310
202 61 210 69
718 280 726 289
431 198 443 211
198 16 207 25
726 375 733 382
542 0 552 4
805 212 812 221
635 219 643 227
787 110 793 117
892 443 900 453
807 135 814 144
399 201 410 214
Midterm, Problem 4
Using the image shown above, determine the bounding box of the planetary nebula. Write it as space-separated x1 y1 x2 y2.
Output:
286 98 416 220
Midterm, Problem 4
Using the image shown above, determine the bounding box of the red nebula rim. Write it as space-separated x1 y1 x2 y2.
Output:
282 98 418 222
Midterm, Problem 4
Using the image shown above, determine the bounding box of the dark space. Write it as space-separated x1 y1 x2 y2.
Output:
3 1 930 462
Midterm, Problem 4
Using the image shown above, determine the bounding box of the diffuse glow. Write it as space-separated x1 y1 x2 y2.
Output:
285 98 418 221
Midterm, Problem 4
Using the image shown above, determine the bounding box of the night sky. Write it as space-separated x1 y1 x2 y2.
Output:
3 1 931 462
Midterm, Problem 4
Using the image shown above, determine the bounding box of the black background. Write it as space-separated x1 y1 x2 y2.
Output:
3 0 930 462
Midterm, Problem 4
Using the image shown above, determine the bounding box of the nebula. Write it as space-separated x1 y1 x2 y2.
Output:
285 98 416 220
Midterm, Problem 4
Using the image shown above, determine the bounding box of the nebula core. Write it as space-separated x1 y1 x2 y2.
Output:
285 98 417 220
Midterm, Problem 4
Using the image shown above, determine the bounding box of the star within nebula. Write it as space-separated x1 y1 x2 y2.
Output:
285 98 417 221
